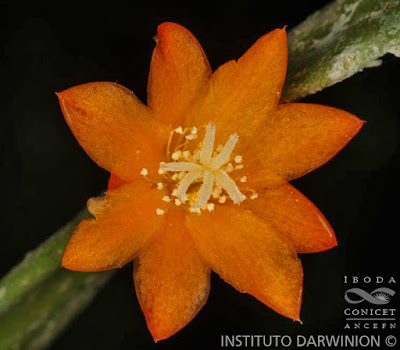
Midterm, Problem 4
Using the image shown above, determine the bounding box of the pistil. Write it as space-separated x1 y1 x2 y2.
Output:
158 122 251 212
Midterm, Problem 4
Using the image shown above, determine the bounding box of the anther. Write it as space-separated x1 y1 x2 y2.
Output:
226 163 234 172
206 203 215 212
234 155 243 163
162 196 171 202
171 151 182 160
218 195 226 203
174 126 183 134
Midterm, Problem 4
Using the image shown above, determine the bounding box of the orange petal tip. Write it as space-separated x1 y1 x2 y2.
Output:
157 21 183 32
153 35 160 44
156 22 184 40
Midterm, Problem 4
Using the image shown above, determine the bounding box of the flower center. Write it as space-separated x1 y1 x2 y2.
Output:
147 122 257 215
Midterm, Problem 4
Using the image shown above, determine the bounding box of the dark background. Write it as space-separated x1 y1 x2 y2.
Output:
1 0 399 349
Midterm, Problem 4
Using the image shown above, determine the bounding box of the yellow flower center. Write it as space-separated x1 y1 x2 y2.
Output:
153 122 255 214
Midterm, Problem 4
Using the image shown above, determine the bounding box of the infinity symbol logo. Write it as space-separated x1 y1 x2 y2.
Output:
344 287 396 305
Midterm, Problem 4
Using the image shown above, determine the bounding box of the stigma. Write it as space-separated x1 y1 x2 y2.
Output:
158 122 250 213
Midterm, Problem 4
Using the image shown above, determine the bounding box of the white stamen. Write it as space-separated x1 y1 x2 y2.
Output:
225 163 234 172
212 186 222 198
192 151 200 161
183 150 191 159
200 122 215 166
236 164 244 169
160 162 203 172
177 171 203 203
185 134 197 140
215 170 246 204
235 155 243 163
156 208 165 216
157 182 164 190
194 171 214 209
174 126 183 134
140 168 148 176
191 127 197 134
171 151 182 160
250 193 258 200
210 134 238 169
240 176 247 183
218 195 227 203
206 203 215 212
162 196 171 202
175 198 182 206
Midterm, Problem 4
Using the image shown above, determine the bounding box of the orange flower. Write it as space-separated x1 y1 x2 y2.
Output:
57 22 363 341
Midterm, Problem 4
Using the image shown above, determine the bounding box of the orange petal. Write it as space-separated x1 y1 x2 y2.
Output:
107 173 127 190
242 183 337 253
134 209 210 341
187 28 287 144
62 181 166 272
57 82 167 181
148 22 212 127
236 103 364 189
186 205 303 321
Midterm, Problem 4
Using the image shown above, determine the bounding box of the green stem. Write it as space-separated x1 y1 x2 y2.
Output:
283 0 400 102
0 210 113 350
0 210 89 315
0 270 113 350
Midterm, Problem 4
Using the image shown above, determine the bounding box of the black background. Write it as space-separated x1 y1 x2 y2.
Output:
1 0 399 349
